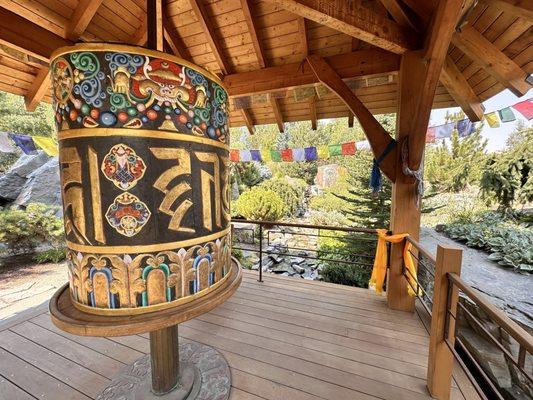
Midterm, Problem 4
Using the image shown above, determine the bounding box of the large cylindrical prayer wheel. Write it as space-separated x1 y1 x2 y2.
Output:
50 44 231 315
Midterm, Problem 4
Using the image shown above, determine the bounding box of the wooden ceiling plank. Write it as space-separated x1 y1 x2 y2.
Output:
0 8 71 61
24 66 50 111
241 0 267 68
189 0 231 74
306 54 396 181
298 17 308 57
270 96 285 132
403 0 465 171
131 17 148 46
65 0 104 40
481 0 533 22
264 0 419 54
378 0 419 31
310 95 317 130
440 56 484 121
241 108 255 134
224 49 400 97
452 24 532 96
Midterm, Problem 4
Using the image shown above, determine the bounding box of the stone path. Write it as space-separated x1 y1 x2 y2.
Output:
420 227 533 329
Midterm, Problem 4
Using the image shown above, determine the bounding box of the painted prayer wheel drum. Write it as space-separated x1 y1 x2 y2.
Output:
50 44 231 315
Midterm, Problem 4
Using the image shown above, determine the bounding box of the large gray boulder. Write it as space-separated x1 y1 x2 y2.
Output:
0 151 50 202
14 156 61 208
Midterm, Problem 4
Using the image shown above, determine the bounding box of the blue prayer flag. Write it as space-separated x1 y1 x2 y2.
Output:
456 119 475 137
304 146 317 161
8 133 37 154
250 150 261 161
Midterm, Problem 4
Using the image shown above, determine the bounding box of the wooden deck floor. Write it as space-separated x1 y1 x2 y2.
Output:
0 270 480 400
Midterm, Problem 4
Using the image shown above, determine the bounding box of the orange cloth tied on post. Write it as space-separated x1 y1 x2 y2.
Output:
370 229 419 297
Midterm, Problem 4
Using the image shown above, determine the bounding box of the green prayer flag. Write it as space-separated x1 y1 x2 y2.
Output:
328 144 342 156
498 107 516 123
270 149 282 162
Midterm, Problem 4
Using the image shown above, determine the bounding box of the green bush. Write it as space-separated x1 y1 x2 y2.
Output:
234 187 287 221
259 176 306 216
0 203 64 255
444 211 532 272
320 263 372 288
33 247 66 264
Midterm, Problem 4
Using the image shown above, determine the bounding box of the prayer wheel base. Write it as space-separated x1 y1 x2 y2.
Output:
96 341 231 400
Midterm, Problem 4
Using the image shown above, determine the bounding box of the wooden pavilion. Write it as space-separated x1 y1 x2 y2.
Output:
0 1 531 399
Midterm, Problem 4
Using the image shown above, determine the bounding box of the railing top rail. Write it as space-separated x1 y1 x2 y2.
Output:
405 236 437 264
448 272 533 354
230 218 380 234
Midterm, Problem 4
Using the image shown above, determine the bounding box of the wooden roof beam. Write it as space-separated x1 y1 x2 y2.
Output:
224 49 400 98
241 0 266 68
307 54 396 181
348 113 354 127
24 67 50 111
452 25 532 97
440 56 484 121
241 109 255 135
265 0 419 54
481 0 533 22
298 17 308 58
65 0 103 40
378 0 419 31
310 96 317 130
189 0 231 75
0 8 71 61
270 96 285 133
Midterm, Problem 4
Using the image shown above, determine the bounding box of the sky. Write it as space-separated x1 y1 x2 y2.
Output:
429 88 533 152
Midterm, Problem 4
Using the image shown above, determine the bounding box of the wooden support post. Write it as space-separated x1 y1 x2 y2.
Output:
149 325 180 395
147 0 163 51
427 245 463 400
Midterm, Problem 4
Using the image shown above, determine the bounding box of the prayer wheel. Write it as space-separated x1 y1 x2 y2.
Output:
50 43 231 316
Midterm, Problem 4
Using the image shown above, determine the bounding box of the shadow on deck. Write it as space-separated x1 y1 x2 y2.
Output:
0 269 480 400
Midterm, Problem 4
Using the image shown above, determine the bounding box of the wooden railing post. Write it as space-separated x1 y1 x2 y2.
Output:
427 244 462 400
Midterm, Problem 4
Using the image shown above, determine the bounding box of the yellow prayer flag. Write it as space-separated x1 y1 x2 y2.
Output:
261 149 272 162
32 136 58 156
485 112 500 128
317 146 329 160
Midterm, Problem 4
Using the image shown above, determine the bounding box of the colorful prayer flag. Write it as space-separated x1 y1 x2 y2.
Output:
32 136 58 156
341 141 356 155
304 146 317 161
261 149 272 162
317 146 329 159
270 149 282 162
240 150 252 162
456 119 475 137
328 144 342 156
512 99 533 120
250 150 261 162
356 140 370 151
292 148 305 161
426 127 436 143
281 148 293 162
484 112 500 128
434 122 454 139
230 149 240 162
9 133 36 154
0 132 17 153
498 107 516 123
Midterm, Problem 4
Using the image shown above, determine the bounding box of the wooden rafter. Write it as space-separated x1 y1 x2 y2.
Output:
306 54 396 181
310 95 317 130
241 0 266 68
270 96 284 133
147 0 163 51
452 25 531 97
378 0 419 31
481 0 533 21
224 49 400 97
440 56 484 121
298 17 308 57
404 0 466 171
0 8 71 61
265 0 419 54
189 0 231 75
400 0 433 19
241 109 255 135
348 113 354 127
24 67 50 111
65 0 103 40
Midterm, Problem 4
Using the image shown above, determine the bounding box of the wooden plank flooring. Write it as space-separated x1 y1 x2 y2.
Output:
0 270 480 400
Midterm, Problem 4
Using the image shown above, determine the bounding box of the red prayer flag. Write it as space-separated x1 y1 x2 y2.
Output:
512 99 533 120
341 141 356 155
281 148 293 162
230 149 240 162
426 127 436 143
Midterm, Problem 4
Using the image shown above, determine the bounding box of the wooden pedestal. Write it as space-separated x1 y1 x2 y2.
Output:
49 259 242 399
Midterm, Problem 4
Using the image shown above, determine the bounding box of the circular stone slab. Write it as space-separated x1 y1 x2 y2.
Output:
96 341 231 400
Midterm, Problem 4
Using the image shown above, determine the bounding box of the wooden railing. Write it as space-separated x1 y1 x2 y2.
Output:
406 237 533 400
